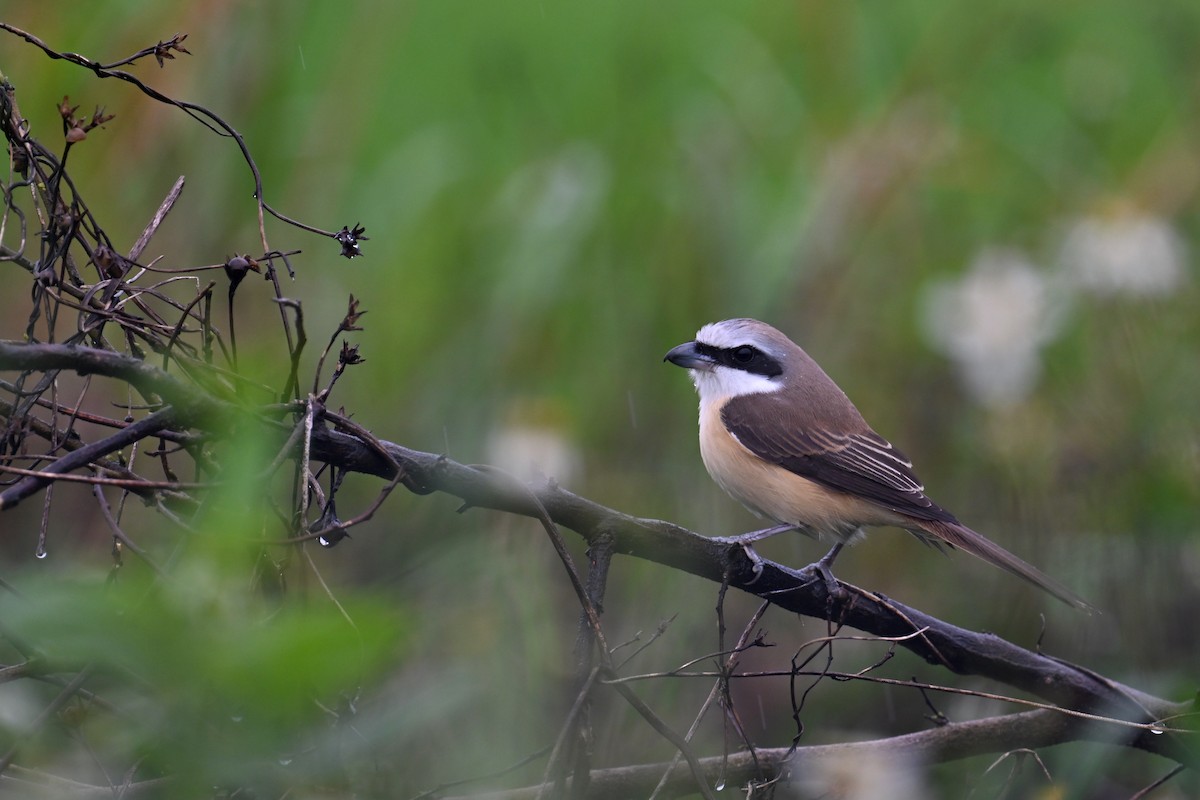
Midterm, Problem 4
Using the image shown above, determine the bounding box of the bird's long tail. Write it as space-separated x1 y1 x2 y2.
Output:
918 519 1096 613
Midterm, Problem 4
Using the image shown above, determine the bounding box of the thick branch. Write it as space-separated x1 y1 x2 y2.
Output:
0 340 239 427
307 426 1193 765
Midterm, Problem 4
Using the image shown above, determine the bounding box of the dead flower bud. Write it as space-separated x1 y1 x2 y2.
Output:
154 33 191 68
224 254 261 291
58 97 115 143
58 96 79 121
59 96 85 142
334 223 368 259
341 294 366 331
339 340 365 366
88 107 116 130
93 244 127 279
51 201 77 233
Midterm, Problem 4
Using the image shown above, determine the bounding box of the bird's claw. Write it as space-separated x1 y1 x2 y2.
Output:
711 536 767 583
799 557 848 602
741 542 766 584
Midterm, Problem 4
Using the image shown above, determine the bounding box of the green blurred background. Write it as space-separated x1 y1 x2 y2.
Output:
2 0 1198 796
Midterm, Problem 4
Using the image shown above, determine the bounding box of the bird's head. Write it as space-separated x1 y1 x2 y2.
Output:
664 318 791 402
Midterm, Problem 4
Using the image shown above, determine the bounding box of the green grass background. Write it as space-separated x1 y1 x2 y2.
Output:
1 1 1198 796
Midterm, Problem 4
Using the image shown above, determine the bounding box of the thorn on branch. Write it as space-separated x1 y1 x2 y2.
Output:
334 223 368 259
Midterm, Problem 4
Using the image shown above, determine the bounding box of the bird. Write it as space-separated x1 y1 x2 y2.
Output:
664 317 1093 611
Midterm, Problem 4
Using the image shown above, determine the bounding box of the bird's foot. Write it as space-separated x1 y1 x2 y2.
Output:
799 542 848 601
712 525 796 583
712 523 797 546
801 560 846 601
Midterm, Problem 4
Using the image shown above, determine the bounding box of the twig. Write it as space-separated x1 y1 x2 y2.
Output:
471 467 717 800
128 175 184 262
91 484 166 577
1129 764 1186 800
649 601 772 800
0 405 178 510
0 464 207 492
537 666 602 800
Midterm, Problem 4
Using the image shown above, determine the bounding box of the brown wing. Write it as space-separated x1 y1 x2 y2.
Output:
721 397 959 525
720 394 1096 610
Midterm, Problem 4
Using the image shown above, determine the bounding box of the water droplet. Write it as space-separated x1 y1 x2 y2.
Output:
35 545 48 560
278 756 293 766
1149 722 1166 735
714 781 725 791
318 536 331 547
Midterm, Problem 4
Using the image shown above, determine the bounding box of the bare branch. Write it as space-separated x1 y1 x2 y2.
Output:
303 425 1195 765
0 405 178 510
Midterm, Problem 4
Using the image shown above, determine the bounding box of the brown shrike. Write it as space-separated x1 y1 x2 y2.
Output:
665 318 1092 611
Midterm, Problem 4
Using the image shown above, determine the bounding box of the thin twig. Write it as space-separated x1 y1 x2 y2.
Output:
92 484 166 577
1128 764 1186 800
0 405 178 510
649 601 772 800
128 175 184 262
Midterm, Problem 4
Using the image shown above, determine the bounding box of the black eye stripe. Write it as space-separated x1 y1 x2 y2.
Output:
695 342 782 378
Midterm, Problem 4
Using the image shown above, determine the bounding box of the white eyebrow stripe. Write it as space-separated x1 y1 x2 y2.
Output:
696 320 766 350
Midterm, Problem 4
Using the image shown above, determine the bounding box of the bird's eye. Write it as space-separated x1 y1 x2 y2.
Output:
732 346 756 363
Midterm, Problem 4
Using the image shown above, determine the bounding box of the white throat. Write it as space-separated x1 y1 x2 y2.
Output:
690 364 782 404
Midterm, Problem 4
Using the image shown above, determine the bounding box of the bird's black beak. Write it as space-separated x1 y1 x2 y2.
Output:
664 341 715 371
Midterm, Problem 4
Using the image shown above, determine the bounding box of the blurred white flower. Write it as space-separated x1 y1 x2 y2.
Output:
1058 210 1186 297
788 748 926 800
922 249 1066 408
485 398 582 486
